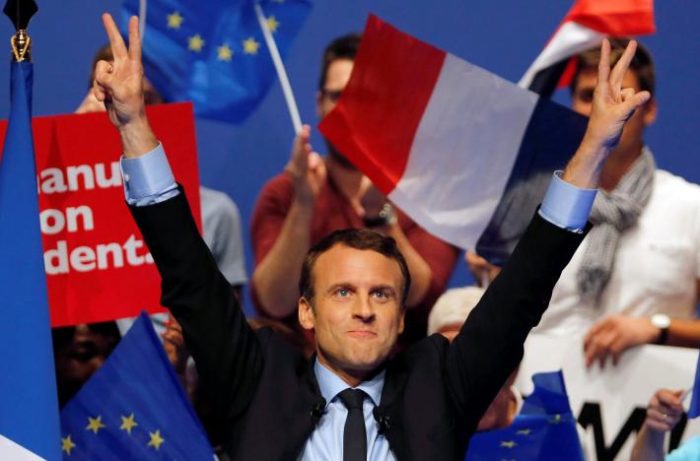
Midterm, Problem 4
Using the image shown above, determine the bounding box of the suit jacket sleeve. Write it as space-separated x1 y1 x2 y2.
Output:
445 212 587 433
129 189 262 424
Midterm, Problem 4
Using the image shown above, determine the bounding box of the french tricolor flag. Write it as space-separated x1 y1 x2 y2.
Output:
519 0 655 96
320 15 587 258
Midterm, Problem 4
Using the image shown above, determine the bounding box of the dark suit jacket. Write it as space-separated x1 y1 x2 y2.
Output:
130 191 585 461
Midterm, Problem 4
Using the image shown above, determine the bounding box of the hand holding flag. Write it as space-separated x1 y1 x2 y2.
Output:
284 124 326 206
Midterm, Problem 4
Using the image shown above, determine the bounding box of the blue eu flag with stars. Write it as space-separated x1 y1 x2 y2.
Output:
121 0 312 122
59 313 214 459
466 371 584 461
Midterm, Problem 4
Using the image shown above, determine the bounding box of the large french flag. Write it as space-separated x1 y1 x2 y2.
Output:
519 0 655 96
319 15 587 259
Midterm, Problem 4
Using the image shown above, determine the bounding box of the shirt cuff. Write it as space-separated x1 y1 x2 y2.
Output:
120 143 179 206
538 171 597 232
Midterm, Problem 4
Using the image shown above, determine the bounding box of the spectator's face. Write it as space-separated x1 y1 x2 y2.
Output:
53 324 120 405
316 58 354 120
299 244 405 383
571 68 656 155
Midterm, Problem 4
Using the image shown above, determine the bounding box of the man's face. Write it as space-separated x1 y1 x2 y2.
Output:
317 58 354 119
571 68 656 154
299 244 405 383
317 59 356 166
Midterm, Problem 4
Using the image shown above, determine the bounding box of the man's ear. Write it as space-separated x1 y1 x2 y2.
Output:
642 97 658 126
298 297 316 331
398 308 405 335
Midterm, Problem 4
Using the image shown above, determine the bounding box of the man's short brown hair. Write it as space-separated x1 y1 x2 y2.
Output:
571 38 655 96
299 228 411 305
318 33 361 91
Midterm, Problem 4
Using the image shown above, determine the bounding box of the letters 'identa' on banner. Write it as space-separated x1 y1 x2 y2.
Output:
0 102 201 326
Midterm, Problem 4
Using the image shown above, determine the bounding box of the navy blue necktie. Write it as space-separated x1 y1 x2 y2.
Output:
338 388 367 461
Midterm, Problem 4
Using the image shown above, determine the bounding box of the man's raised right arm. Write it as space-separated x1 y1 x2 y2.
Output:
96 13 262 415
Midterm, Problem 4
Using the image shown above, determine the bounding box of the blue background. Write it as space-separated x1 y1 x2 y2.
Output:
1 1 698 315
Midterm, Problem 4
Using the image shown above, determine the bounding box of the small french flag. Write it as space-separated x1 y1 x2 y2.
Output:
519 0 655 96
320 15 586 258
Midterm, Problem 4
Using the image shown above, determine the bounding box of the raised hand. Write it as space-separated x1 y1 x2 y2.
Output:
583 39 651 150
94 14 157 157
563 39 652 188
285 125 326 205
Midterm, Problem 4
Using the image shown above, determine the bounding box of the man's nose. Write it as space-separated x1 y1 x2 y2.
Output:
352 296 375 322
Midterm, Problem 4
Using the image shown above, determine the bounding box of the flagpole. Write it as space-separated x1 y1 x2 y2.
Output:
1 1 62 459
254 1 302 134
138 0 147 40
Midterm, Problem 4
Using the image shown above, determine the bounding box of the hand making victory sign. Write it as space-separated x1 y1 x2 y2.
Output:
563 39 651 188
93 14 158 158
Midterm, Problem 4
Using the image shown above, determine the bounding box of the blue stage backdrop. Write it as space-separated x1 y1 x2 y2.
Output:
1 1 698 317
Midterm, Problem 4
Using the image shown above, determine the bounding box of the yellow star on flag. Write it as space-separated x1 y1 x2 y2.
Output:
516 428 531 436
120 413 139 435
167 11 184 29
217 43 234 62
500 440 517 448
148 429 165 450
61 435 76 455
550 414 562 424
266 16 280 33
243 37 261 55
188 34 205 52
85 415 106 434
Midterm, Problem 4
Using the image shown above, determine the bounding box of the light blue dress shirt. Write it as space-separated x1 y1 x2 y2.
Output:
297 360 394 460
667 436 700 461
120 144 598 460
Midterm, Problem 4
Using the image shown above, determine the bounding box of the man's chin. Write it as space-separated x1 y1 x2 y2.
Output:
326 143 357 170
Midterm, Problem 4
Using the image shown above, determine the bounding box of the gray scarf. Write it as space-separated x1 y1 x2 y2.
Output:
576 147 655 303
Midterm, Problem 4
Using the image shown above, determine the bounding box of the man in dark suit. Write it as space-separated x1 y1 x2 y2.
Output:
95 13 651 461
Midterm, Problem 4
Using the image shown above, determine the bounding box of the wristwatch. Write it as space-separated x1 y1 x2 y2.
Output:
651 313 671 345
363 203 397 228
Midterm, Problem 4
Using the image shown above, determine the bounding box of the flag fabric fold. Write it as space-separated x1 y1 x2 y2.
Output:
60 312 214 459
0 60 62 461
319 15 586 257
121 0 312 122
519 0 655 96
466 371 584 461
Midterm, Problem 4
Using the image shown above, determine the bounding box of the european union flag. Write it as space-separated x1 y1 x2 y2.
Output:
466 371 584 461
121 0 312 122
59 313 214 459
0 43 62 461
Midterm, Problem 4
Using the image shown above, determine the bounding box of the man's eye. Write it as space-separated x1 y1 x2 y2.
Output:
372 289 391 300
576 89 594 103
336 288 350 297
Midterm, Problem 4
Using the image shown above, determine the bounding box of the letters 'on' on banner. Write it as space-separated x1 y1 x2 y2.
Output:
0 102 201 326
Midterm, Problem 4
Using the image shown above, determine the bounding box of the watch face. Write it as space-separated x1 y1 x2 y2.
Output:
651 314 671 329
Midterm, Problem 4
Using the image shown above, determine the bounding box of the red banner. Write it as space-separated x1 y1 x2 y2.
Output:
0 103 201 326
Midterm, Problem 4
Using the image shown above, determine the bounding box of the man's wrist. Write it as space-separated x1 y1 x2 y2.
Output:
119 114 158 158
650 314 671 345
363 203 397 229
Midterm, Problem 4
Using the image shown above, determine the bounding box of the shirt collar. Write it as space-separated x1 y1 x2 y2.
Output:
314 358 385 407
